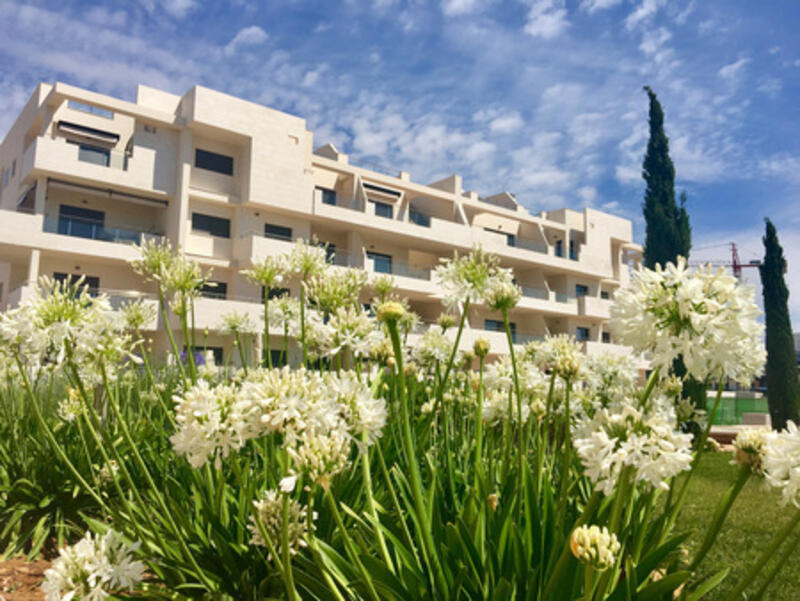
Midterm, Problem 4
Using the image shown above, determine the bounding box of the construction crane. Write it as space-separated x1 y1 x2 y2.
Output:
688 242 763 279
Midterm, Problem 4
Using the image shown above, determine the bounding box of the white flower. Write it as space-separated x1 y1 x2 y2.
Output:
327 306 383 358
573 401 693 494
528 334 583 379
763 421 800 507
413 326 453 367
433 246 506 310
732 428 769 474
570 525 620 571
42 530 144 601
610 258 765 384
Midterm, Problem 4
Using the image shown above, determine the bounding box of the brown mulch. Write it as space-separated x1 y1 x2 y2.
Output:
0 558 49 601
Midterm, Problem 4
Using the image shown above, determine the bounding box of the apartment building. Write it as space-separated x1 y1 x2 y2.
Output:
0 82 643 364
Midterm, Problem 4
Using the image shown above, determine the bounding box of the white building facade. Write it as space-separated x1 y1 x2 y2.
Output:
0 82 643 363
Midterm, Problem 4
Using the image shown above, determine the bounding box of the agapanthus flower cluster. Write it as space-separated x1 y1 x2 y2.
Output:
249 490 315 560
119 299 157 332
433 246 512 310
41 529 144 601
482 355 548 424
171 367 386 487
306 268 368 314
527 334 583 379
762 421 800 507
732 428 769 474
573 401 693 494
327 306 383 358
220 311 259 336
294 309 334 360
0 276 140 383
241 254 288 291
579 353 639 402
609 257 765 383
570 525 621 572
268 296 301 331
412 326 453 367
286 238 328 279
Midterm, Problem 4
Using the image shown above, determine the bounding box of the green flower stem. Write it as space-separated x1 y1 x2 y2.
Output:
178 295 197 383
281 494 300 601
501 308 525 496
542 490 602 600
557 378 574 523
474 354 485 487
304 495 346 601
666 382 724 532
234 331 248 376
437 298 470 397
638 366 661 411
386 318 449 599
325 488 382 601
360 432 394 573
725 506 800 601
157 286 187 385
264 288 272 368
689 464 750 571
375 444 421 566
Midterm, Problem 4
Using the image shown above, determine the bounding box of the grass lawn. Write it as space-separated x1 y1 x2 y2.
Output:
675 452 800 600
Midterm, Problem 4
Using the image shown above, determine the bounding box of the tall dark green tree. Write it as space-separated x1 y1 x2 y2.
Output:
759 218 800 431
641 86 691 268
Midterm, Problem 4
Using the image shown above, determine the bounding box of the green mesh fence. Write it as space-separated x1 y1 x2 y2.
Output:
708 397 769 425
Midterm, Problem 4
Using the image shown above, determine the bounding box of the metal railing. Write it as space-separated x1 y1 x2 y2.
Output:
349 157 402 178
520 285 548 300
44 216 164 246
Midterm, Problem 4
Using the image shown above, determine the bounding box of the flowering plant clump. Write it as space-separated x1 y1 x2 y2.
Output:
610 257 765 383
41 530 144 601
0 242 789 601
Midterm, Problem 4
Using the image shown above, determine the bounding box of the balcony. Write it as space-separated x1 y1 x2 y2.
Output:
577 295 612 319
44 216 164 246
21 136 170 199
235 233 359 269
313 199 472 250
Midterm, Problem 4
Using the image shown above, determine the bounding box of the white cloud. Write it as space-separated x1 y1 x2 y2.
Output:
759 154 800 184
85 6 128 28
224 26 268 56
639 27 671 56
673 0 695 24
625 0 668 30
577 185 598 204
579 0 622 14
718 57 751 80
757 77 782 97
139 0 196 19
442 0 483 16
523 0 569 40
489 111 524 134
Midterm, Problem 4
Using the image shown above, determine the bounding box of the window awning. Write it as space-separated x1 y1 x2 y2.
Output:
57 120 120 145
363 181 402 202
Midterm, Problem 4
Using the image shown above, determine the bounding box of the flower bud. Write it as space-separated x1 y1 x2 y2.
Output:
473 337 491 358
570 525 620 572
377 301 406 324
487 493 499 511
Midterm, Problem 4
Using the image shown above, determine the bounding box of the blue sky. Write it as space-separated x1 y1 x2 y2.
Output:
0 0 798 323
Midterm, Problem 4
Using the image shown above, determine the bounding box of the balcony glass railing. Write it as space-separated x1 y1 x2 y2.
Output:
44 216 163 245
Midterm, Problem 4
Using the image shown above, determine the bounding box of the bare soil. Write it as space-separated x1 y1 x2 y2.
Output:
0 558 48 601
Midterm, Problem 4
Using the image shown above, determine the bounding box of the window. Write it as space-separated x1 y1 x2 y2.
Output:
569 239 578 260
576 327 590 342
372 200 393 219
555 239 564 257
264 223 292 241
602 331 611 343
485 227 515 247
195 148 234 176
367 251 392 274
268 349 288 367
262 287 290 301
73 142 110 167
317 187 337 206
200 281 227 299
67 100 114 119
409 209 431 227
192 212 230 238
58 205 105 239
575 284 589 298
600 290 610 300
53 272 100 296
185 346 223 365
485 318 517 342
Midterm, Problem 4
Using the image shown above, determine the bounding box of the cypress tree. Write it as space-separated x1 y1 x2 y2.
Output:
641 86 690 267
759 218 800 431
